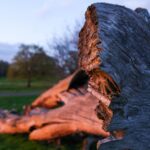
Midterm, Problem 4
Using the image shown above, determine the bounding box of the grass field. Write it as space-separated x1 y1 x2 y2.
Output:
0 95 37 112
0 134 81 150
0 77 82 150
0 77 58 92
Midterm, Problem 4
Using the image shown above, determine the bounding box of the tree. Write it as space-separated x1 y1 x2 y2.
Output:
0 60 9 77
30 46 61 79
49 22 82 75
7 44 59 87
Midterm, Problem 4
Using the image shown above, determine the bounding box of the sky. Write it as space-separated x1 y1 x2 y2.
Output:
0 0 150 61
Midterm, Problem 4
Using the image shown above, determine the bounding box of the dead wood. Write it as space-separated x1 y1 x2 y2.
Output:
0 70 112 141
0 2 149 150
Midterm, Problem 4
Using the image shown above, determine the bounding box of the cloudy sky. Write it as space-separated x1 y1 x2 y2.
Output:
0 0 149 61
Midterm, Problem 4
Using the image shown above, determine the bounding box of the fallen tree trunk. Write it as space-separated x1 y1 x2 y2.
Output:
0 2 150 150
0 70 112 141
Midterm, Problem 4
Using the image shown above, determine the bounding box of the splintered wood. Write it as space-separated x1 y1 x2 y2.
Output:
79 5 101 72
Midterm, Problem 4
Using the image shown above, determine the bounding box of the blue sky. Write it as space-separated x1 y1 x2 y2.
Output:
0 0 150 61
0 0 150 45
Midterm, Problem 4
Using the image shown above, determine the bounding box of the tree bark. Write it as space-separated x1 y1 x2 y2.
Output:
78 3 150 150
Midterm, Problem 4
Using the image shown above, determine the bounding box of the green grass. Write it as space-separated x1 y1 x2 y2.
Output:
0 134 56 150
0 134 81 150
0 77 59 92
0 95 37 112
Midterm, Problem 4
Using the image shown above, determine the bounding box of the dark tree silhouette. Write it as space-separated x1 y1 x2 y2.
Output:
0 60 9 77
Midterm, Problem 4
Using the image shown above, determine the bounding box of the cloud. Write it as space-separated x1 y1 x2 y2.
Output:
36 0 52 17
36 0 74 17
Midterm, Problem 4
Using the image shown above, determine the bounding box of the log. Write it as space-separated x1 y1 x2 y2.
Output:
0 2 150 150
0 70 111 141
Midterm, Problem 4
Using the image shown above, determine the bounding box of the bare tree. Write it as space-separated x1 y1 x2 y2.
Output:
8 44 60 87
49 22 82 75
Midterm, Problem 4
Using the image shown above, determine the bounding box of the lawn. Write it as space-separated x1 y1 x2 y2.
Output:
0 95 37 112
0 77 59 92
0 134 81 150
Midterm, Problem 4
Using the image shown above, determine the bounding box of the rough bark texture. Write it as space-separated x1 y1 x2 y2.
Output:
0 2 150 150
78 3 150 150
